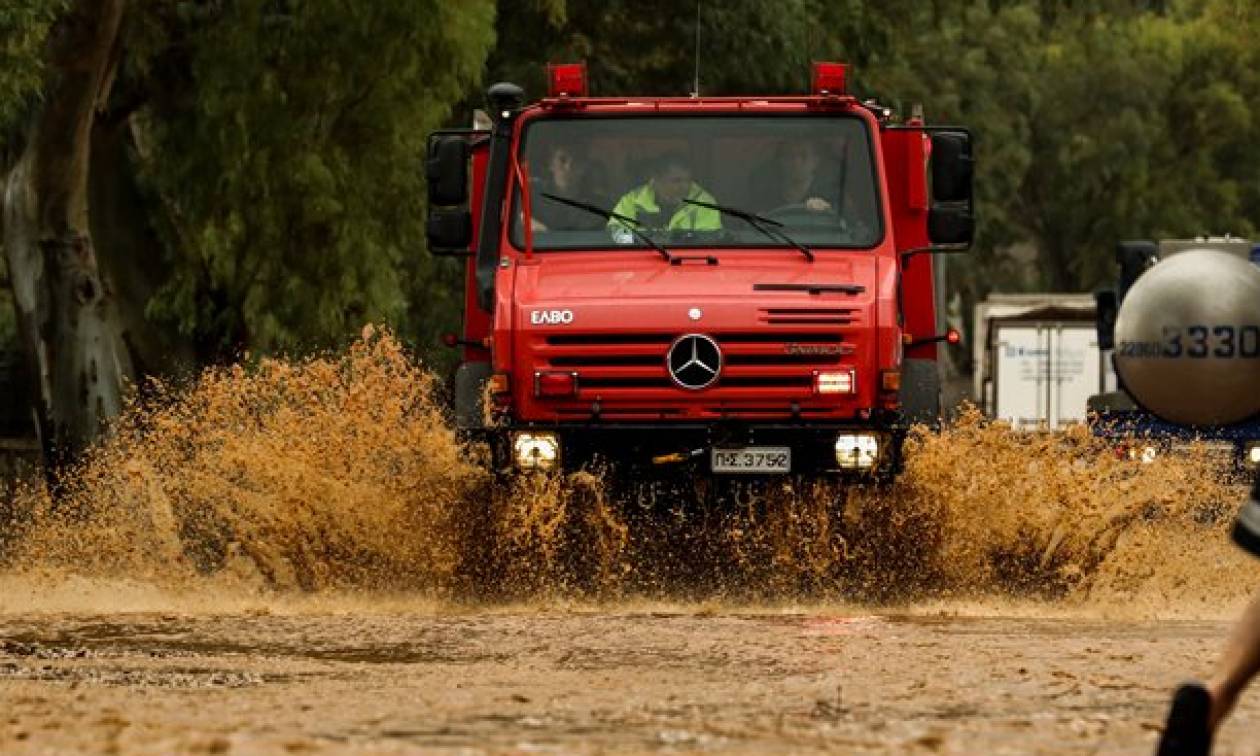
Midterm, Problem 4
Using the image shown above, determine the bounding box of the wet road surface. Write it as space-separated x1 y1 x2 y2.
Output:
2 607 1255 754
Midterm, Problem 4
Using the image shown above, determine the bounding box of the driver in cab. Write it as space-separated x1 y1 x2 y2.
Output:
752 140 840 215
608 152 721 242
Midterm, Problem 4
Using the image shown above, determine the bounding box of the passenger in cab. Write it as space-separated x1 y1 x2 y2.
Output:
751 140 841 215
608 152 721 241
530 142 609 232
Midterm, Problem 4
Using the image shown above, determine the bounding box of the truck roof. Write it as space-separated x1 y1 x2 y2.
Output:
529 95 865 115
514 61 892 124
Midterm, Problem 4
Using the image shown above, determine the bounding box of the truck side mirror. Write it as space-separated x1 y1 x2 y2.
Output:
930 131 973 203
927 129 974 247
427 135 469 206
427 209 472 253
928 206 973 246
1095 289 1117 351
426 134 473 256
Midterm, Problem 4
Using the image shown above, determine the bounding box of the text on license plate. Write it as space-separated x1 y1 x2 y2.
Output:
711 447 791 474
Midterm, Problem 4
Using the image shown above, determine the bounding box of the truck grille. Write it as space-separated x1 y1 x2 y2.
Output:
533 330 855 396
758 307 858 326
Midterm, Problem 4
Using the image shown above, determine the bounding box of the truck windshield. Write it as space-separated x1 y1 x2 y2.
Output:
512 115 881 251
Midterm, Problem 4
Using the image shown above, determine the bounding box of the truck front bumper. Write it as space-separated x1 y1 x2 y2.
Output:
485 421 906 477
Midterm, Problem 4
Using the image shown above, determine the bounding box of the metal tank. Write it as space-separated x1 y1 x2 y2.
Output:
1113 248 1260 426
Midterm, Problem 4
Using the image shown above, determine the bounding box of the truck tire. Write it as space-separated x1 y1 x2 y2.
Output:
899 358 941 428
454 361 493 431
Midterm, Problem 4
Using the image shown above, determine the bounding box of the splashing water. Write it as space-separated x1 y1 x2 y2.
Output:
0 330 1250 616
2 327 484 594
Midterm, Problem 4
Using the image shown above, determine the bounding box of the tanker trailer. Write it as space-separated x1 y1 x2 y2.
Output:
1090 238 1260 469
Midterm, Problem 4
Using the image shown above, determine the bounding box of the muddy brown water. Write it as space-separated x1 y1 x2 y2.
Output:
1 331 1257 753
1 599 1257 754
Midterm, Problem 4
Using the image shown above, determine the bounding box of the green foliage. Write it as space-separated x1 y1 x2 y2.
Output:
490 0 836 97
841 0 1260 294
1020 6 1260 289
0 0 65 139
135 0 495 355
857 3 1042 298
8 0 1260 375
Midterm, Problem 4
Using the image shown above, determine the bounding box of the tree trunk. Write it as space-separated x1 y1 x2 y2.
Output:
90 120 197 378
2 0 133 466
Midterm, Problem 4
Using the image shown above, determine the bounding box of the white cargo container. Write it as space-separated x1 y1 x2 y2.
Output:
974 294 1116 429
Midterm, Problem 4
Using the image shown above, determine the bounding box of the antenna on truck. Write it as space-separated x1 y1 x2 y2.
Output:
691 0 702 97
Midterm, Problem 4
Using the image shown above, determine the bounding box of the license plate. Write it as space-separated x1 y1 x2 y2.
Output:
711 447 791 474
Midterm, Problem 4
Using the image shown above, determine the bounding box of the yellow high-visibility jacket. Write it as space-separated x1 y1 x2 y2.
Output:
608 181 722 232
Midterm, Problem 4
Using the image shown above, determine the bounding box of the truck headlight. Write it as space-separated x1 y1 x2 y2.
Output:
835 433 880 469
512 431 561 471
1246 442 1260 468
1121 444 1158 464
814 369 856 395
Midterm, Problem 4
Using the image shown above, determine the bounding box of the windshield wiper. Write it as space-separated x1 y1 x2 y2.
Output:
683 199 814 262
540 192 672 262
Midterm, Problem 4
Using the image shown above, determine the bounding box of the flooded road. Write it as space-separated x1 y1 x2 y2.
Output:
3 333 1258 753
1 604 1256 754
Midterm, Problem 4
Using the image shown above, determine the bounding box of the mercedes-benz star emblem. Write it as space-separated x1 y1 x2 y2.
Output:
667 334 722 390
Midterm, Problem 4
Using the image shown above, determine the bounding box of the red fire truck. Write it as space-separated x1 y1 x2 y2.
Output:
426 62 972 479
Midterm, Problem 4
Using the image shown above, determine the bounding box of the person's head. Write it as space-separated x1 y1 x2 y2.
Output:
545 143 586 193
778 140 821 185
651 152 693 205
